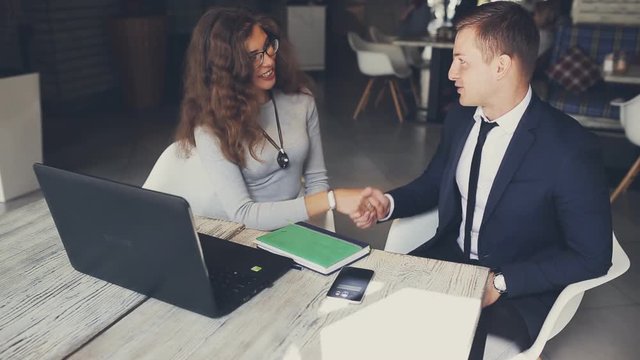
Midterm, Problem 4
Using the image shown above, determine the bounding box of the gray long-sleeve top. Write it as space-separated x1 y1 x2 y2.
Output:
194 91 329 230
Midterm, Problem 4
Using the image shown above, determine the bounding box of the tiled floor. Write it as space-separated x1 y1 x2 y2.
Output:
2 73 638 359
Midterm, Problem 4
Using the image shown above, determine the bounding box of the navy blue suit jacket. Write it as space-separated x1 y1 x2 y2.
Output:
388 94 612 337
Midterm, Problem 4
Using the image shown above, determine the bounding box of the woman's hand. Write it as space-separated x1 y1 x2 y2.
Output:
334 188 371 215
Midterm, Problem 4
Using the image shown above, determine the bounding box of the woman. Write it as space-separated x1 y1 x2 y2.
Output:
175 7 365 230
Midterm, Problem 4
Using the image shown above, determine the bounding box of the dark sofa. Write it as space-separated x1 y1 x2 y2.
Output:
546 23 640 131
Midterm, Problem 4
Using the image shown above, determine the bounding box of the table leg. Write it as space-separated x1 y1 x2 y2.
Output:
417 66 430 122
427 48 453 123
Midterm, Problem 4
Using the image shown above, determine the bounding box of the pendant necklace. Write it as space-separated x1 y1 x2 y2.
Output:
261 91 290 169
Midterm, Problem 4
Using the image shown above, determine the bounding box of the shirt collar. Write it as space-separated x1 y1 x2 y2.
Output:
472 86 532 134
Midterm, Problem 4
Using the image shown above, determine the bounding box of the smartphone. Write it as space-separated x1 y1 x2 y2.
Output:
327 266 374 303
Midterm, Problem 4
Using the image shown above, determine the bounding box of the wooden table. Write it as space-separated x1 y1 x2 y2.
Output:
603 65 640 85
0 200 489 360
393 36 455 123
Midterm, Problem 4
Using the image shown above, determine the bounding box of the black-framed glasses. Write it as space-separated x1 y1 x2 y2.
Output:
250 38 279 67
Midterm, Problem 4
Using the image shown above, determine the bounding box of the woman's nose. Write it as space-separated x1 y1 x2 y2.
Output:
262 51 276 67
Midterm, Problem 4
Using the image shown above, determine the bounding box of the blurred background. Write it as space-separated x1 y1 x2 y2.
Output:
1 2 639 357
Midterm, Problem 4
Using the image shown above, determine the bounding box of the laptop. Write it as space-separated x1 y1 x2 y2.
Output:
33 163 293 318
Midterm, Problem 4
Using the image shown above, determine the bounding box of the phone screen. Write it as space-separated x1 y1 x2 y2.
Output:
327 266 374 303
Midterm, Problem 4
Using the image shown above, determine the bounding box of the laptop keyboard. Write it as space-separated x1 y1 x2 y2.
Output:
197 233 292 315
209 266 270 304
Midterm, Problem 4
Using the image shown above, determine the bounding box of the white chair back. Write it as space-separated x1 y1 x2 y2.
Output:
384 209 439 254
612 94 640 146
368 26 396 44
348 32 395 77
348 32 411 78
610 95 640 202
512 233 630 360
384 211 631 360
143 142 218 218
369 26 425 68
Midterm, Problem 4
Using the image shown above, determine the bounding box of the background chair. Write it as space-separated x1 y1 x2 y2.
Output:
348 31 413 123
369 26 423 68
384 211 630 360
368 26 430 118
143 142 335 231
610 94 640 202
368 25 396 44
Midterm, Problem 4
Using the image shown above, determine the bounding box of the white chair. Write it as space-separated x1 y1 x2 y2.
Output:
610 94 640 202
369 26 424 68
143 142 335 231
512 233 630 360
369 26 431 117
368 26 421 106
384 211 631 360
368 25 397 44
384 209 439 254
143 142 219 218
348 32 412 123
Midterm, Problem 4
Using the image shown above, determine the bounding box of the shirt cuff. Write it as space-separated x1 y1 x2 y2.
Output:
378 194 395 222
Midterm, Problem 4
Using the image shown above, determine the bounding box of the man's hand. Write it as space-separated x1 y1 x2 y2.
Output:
482 272 502 308
350 187 390 229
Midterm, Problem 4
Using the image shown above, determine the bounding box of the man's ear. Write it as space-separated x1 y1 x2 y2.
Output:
495 54 512 80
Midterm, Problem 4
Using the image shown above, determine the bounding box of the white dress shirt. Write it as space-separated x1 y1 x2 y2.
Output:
382 88 532 258
456 87 532 259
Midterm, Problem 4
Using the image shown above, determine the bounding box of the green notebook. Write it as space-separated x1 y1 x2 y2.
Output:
255 222 370 275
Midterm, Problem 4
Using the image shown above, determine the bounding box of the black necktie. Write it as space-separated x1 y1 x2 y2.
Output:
463 120 498 259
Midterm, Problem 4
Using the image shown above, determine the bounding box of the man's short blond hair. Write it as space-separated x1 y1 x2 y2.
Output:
456 1 540 80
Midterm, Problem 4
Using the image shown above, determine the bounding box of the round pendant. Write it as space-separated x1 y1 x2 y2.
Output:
277 150 290 169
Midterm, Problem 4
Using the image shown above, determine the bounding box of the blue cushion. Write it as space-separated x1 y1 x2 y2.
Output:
550 24 640 66
548 86 620 119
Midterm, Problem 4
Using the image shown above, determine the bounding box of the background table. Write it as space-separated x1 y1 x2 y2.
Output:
603 65 640 85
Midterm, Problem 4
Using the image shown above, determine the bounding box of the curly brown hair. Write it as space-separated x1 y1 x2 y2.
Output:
175 7 311 167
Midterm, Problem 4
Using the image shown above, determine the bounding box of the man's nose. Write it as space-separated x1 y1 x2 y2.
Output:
448 62 458 81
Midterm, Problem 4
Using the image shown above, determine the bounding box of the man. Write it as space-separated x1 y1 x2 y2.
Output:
353 2 612 359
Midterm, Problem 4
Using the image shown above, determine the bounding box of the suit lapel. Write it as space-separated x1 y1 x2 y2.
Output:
481 96 541 226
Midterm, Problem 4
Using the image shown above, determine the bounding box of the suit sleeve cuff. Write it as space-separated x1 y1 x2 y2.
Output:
378 194 395 222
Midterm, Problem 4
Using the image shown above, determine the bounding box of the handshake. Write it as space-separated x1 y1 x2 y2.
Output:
333 187 391 229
